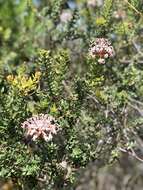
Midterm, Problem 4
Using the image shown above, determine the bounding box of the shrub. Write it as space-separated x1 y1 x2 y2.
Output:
0 0 143 189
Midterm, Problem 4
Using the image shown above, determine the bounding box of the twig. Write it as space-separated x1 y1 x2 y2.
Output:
128 97 143 106
118 147 143 163
87 94 99 104
124 0 143 17
128 102 143 116
62 80 74 98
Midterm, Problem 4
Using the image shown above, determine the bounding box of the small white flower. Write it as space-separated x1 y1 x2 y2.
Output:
104 53 109 58
98 58 105 64
60 10 72 23
87 0 96 7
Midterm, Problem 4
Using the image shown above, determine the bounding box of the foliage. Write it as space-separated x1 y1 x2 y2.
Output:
0 0 143 189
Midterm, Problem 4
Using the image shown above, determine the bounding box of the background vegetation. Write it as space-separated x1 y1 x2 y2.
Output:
0 0 143 189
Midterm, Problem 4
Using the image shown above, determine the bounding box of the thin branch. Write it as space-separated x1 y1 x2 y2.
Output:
128 102 143 116
128 97 143 106
118 147 143 163
124 0 143 17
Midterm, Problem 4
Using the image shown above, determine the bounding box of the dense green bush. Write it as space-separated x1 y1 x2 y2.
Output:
0 0 143 189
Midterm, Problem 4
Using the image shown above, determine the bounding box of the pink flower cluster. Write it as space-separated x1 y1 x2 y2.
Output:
60 10 72 23
89 38 115 64
21 114 59 142
87 0 103 7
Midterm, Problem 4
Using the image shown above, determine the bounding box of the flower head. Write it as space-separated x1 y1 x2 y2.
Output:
113 10 126 20
21 114 60 141
87 0 96 7
60 10 72 23
87 0 103 7
89 38 115 64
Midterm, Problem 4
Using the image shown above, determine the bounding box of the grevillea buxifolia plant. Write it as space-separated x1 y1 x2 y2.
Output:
1 0 143 189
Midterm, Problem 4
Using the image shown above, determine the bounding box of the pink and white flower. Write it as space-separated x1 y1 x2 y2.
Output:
21 114 60 142
89 38 115 64
60 10 72 23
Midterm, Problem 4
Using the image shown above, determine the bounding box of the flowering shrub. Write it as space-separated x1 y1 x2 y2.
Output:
0 0 143 189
